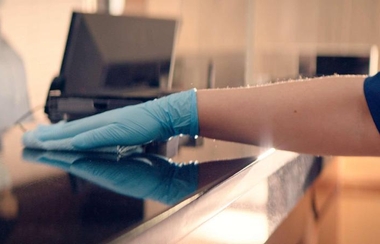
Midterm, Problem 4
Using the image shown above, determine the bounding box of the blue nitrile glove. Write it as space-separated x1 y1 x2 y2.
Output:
27 89 198 149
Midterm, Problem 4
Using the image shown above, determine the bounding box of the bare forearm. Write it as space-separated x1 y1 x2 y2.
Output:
197 76 380 156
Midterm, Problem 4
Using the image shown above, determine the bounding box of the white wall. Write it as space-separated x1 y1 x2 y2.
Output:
0 0 83 117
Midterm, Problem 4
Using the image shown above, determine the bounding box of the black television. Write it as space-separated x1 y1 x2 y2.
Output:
59 12 178 98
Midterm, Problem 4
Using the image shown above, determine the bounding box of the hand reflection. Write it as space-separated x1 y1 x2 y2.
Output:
22 149 198 205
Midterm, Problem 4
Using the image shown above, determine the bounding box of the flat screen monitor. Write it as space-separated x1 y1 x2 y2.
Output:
60 12 178 98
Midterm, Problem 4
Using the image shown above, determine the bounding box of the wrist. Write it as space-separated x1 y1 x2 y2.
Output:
161 88 199 137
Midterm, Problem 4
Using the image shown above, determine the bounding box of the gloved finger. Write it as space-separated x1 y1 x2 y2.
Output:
22 149 80 173
22 130 121 153
23 130 78 150
71 124 153 149
36 109 120 141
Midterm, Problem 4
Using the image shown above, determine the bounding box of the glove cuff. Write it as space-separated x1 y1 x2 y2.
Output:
166 88 199 137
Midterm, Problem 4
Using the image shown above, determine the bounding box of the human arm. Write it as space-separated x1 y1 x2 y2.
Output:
197 75 380 156
25 74 380 156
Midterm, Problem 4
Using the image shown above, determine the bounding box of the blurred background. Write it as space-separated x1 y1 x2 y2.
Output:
2 0 379 121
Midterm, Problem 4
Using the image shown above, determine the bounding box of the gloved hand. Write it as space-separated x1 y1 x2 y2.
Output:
26 89 198 150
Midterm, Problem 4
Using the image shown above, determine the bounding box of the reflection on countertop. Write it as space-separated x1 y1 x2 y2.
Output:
22 149 199 205
21 149 256 206
0 125 261 243
0 124 322 244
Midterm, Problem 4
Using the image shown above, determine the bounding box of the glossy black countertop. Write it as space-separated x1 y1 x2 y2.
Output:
0 125 322 244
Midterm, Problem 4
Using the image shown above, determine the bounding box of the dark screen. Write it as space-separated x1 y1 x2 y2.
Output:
316 56 370 76
60 12 177 98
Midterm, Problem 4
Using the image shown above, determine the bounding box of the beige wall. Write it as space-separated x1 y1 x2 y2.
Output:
146 0 247 55
249 0 380 83
1 0 84 117
145 0 248 89
134 0 380 86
